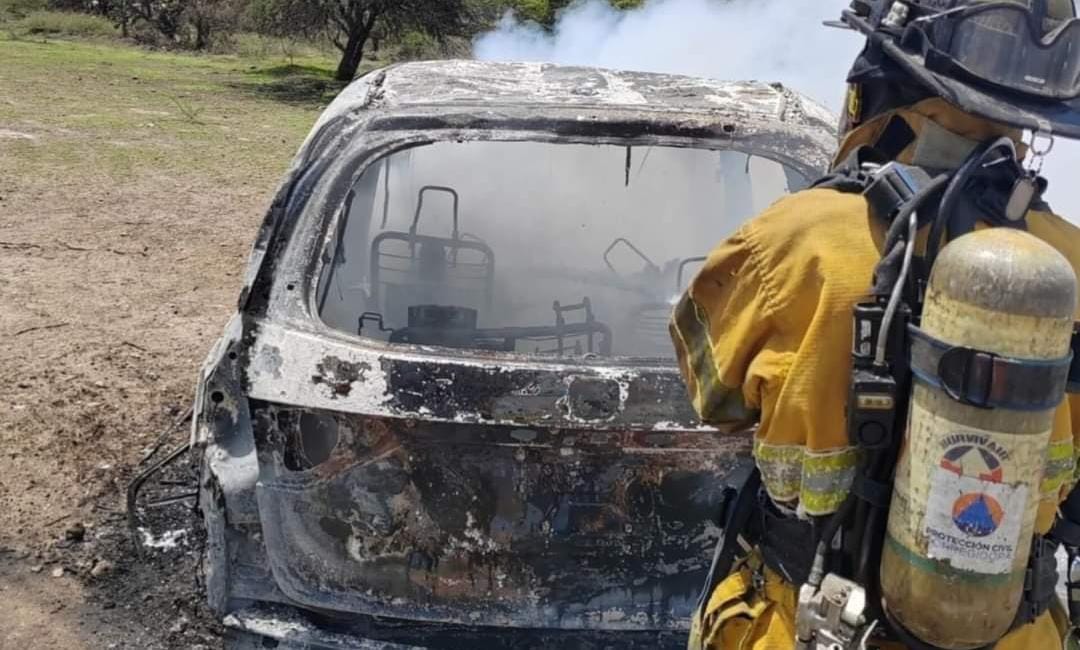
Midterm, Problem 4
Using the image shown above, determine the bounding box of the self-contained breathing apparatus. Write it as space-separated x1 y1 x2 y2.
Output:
695 131 1080 650
692 0 1080 646
833 132 1078 650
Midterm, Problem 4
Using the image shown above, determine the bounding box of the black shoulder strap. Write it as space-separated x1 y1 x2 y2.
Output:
813 145 937 224
811 145 884 194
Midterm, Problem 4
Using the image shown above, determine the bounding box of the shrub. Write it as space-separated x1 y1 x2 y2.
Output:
15 10 117 37
395 31 437 61
127 17 170 47
0 0 46 21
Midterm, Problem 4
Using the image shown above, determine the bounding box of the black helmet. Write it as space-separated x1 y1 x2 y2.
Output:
836 0 1080 138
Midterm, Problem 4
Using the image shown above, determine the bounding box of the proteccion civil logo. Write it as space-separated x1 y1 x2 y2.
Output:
924 431 1026 574
951 492 1005 537
939 434 1009 537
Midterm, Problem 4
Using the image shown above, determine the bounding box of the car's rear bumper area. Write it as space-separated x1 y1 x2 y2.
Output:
225 605 425 650
223 604 690 650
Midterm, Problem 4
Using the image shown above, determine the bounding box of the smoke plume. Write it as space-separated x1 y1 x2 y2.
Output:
474 0 1080 220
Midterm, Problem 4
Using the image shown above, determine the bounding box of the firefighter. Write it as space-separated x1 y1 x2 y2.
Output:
671 1 1080 648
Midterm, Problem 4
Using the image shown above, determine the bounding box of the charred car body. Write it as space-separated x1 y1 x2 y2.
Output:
192 61 835 648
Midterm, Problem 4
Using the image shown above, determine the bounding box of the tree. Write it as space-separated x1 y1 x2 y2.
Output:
248 0 326 41
485 0 646 27
125 0 187 41
183 0 244 50
253 0 473 82
333 0 475 81
52 0 243 48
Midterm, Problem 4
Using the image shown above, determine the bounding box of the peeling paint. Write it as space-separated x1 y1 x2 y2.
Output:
311 356 371 398
253 344 283 380
139 527 189 549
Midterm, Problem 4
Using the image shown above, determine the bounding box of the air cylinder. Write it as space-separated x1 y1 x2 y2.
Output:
880 228 1077 648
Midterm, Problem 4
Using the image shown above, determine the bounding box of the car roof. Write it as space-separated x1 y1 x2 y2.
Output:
320 59 836 132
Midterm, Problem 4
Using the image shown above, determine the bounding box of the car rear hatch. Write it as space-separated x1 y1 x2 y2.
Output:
244 321 750 631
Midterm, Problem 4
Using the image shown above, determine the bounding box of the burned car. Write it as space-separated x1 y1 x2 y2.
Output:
191 61 835 648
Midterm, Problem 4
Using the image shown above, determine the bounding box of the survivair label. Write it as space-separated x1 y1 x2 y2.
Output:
923 432 1032 575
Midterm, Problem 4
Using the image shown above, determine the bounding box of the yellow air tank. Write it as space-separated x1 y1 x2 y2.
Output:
880 228 1077 649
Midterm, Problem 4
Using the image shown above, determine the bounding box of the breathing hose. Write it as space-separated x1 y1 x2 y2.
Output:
925 137 1019 269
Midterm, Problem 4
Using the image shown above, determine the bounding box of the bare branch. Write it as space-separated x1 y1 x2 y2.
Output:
12 323 70 337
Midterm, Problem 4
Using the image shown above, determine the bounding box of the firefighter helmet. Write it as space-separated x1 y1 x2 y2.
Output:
835 0 1080 139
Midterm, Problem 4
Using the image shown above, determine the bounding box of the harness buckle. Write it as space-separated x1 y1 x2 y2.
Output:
938 345 997 408
863 161 933 225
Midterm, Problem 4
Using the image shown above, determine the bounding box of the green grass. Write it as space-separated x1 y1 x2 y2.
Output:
0 36 342 188
12 10 117 38
229 32 338 61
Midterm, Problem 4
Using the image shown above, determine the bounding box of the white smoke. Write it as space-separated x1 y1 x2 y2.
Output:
475 0 857 112
474 0 1080 220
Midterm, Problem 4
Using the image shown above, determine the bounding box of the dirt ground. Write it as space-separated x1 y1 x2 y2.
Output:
0 36 327 648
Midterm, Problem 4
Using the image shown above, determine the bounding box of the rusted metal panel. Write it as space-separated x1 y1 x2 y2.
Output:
250 400 748 629
233 320 752 630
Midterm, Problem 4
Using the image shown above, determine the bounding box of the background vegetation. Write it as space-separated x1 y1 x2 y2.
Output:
1 0 647 82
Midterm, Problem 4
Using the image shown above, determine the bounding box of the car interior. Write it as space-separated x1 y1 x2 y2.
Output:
317 140 806 359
